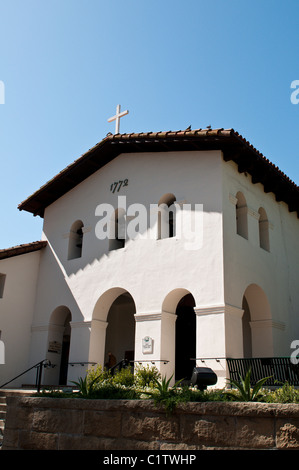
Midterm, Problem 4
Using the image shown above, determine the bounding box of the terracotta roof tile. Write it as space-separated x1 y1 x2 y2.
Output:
0 241 47 260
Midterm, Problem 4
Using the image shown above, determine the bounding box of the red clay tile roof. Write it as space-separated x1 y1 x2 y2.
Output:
17 128 299 218
0 241 47 260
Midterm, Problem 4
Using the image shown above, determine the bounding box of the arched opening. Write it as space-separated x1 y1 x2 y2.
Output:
0 273 6 298
105 292 136 366
158 193 176 239
109 208 126 251
46 306 72 385
89 288 136 368
236 192 248 239
68 220 84 260
175 293 196 381
242 284 273 357
242 296 252 357
258 207 270 252
162 289 196 382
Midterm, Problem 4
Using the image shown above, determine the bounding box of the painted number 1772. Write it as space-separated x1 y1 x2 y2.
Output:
110 179 129 193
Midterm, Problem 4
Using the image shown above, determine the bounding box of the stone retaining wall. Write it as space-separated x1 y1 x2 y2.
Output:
2 396 299 450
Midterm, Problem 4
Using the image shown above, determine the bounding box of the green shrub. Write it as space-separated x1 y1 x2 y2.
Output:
86 364 111 386
266 382 299 403
134 364 161 388
90 383 141 400
180 386 234 403
111 367 135 387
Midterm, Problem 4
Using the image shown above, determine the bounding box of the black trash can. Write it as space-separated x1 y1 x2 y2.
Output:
191 367 217 390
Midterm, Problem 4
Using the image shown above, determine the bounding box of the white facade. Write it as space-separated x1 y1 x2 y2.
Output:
0 249 42 387
1 129 299 389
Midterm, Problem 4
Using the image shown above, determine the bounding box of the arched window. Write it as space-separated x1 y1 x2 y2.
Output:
68 220 84 260
258 207 270 252
0 273 6 298
236 192 248 239
109 208 126 251
157 193 176 239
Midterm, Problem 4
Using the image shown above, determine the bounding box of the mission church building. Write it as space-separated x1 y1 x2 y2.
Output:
1 125 299 389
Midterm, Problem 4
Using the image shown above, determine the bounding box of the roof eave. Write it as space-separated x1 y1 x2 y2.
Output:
17 129 299 218
0 241 48 260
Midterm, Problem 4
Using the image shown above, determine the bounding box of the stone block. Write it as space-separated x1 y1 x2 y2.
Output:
84 410 121 437
276 420 299 449
58 434 113 450
235 416 275 449
180 414 236 448
32 408 83 434
4 403 33 430
18 430 58 450
2 428 19 450
121 412 179 442
107 438 160 450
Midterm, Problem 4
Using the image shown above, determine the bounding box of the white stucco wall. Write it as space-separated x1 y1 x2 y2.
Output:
222 159 299 359
29 150 225 384
0 251 41 388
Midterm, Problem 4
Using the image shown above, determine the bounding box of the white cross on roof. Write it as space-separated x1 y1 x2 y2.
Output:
107 104 129 134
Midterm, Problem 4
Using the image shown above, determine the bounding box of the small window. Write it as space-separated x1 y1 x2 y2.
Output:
0 274 6 298
109 209 126 251
236 192 248 239
68 220 84 260
258 207 270 252
157 193 176 239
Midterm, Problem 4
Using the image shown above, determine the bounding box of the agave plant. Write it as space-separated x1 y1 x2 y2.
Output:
143 374 184 415
227 368 272 402
71 375 99 398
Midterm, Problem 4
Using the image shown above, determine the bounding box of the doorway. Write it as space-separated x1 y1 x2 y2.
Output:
46 307 72 386
104 292 136 367
175 293 196 381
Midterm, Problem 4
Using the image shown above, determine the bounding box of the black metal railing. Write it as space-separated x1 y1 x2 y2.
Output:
109 359 129 375
69 362 97 367
0 359 51 393
226 357 299 386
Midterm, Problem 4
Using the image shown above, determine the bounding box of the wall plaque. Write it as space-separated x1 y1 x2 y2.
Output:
142 336 153 354
48 341 62 354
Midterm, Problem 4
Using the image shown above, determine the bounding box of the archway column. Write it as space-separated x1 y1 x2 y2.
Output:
88 318 108 367
134 311 176 382
67 320 94 383
194 304 244 388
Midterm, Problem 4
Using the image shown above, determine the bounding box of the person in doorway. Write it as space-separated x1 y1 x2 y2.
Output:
105 351 116 369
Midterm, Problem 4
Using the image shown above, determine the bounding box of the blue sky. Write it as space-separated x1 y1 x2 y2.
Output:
0 0 298 249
